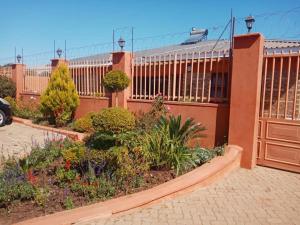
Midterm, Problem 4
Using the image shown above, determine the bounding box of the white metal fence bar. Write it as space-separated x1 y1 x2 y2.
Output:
69 56 112 97
23 65 51 94
131 50 230 103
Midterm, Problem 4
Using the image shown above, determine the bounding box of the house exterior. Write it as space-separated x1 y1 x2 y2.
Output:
4 32 300 173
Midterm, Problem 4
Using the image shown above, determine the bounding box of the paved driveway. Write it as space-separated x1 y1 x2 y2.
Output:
78 167 300 225
0 123 64 159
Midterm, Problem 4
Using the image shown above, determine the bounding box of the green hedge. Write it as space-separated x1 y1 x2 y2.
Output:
92 107 135 134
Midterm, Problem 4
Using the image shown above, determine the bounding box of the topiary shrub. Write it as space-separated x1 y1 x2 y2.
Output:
0 76 16 98
40 64 79 127
92 107 135 134
103 70 130 106
72 112 96 133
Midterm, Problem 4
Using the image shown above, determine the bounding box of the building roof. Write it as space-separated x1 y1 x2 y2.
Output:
71 38 300 62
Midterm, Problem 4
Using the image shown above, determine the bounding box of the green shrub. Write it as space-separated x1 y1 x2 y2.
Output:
4 96 43 120
4 96 17 112
20 138 71 170
135 94 168 132
0 163 35 207
61 142 85 164
104 146 150 185
191 146 225 166
64 196 74 209
103 70 130 107
85 131 117 150
34 187 50 207
55 168 78 184
92 107 135 134
72 112 96 133
103 70 130 92
70 178 115 201
85 130 146 151
156 115 206 146
145 115 205 175
0 75 16 98
40 64 79 127
0 182 35 207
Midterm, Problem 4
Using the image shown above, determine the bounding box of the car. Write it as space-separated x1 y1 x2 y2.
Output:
0 97 12 126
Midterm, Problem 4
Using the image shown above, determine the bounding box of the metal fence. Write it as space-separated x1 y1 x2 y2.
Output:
69 55 112 97
22 57 113 97
23 65 51 94
260 51 300 120
131 49 230 103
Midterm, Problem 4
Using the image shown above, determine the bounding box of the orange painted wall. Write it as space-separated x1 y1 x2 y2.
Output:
74 97 110 118
128 99 229 148
19 93 110 119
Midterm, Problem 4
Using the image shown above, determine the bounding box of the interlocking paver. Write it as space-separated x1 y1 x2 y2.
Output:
77 166 300 225
0 122 65 159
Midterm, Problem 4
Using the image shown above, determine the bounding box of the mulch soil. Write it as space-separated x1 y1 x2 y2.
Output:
0 168 175 225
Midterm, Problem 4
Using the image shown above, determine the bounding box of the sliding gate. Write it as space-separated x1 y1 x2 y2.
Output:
257 52 300 173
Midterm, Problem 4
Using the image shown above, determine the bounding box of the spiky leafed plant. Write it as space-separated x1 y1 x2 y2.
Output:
146 115 206 175
156 115 206 146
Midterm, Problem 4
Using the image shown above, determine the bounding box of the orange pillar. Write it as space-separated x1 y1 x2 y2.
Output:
11 64 25 100
51 58 68 70
111 52 132 108
228 33 264 169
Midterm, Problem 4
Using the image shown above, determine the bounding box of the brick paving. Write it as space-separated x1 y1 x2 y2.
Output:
78 166 300 225
0 122 65 159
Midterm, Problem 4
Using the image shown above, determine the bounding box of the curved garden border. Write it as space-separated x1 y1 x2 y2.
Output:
14 144 242 225
12 117 86 141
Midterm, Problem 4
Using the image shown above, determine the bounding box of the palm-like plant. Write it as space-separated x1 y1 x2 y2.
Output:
146 115 206 175
156 115 206 145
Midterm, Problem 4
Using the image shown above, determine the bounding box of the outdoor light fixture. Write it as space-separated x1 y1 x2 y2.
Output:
245 15 255 33
16 54 22 63
56 48 63 58
118 37 125 51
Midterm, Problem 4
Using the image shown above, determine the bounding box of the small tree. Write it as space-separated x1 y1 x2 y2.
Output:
0 75 16 98
40 64 79 126
103 70 130 107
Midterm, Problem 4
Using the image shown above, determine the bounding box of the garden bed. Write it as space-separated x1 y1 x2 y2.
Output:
0 168 175 225
1 77 227 225
0 135 224 225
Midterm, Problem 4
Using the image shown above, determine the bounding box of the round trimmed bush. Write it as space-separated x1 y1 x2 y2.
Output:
103 70 130 92
92 107 135 134
0 76 16 98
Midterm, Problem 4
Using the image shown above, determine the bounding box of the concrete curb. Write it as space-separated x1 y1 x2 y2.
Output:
12 117 86 141
14 145 242 225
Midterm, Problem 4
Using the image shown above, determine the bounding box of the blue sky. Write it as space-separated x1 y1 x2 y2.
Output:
0 0 299 63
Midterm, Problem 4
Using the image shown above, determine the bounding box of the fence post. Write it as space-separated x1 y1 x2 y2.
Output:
111 51 132 108
51 58 68 70
11 64 25 100
228 33 264 169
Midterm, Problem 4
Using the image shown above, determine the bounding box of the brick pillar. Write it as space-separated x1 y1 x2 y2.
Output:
111 52 132 108
51 58 68 70
228 33 264 169
11 64 25 100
